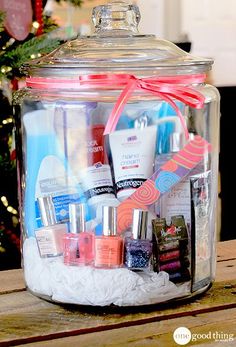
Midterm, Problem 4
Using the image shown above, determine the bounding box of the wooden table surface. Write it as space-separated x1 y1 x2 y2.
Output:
0 240 236 347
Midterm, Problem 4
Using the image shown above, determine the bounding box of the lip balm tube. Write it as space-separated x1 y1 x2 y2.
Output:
159 250 180 262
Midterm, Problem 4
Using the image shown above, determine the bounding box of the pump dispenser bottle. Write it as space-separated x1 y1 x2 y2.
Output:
94 206 123 268
63 203 95 266
124 209 152 270
35 196 67 258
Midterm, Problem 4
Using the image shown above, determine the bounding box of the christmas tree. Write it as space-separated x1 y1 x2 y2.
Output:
0 0 82 270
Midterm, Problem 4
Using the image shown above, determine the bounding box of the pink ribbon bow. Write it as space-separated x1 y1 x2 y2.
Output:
79 73 206 139
26 73 206 139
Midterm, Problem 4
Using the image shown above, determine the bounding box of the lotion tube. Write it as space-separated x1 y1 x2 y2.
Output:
109 125 157 201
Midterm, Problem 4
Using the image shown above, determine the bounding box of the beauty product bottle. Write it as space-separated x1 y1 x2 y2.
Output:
35 196 67 258
155 131 184 166
63 203 95 266
124 209 152 270
79 124 117 208
190 171 212 291
109 125 157 201
155 132 192 225
94 206 123 268
156 132 208 227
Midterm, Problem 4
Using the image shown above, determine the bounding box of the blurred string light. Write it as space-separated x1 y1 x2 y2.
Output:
1 196 18 215
1 22 42 75
32 21 40 30
1 66 12 74
2 117 13 125
31 21 40 35
30 53 42 59
1 38 15 51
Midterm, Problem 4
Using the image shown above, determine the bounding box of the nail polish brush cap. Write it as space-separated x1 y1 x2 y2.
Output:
38 196 57 227
69 203 86 234
132 209 148 240
102 205 117 236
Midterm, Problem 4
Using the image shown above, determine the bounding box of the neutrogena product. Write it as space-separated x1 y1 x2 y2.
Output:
109 125 157 201
80 124 117 209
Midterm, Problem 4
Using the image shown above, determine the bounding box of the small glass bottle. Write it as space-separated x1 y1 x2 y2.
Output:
155 132 190 224
124 209 152 270
94 206 123 268
155 131 185 169
63 203 95 266
35 196 67 258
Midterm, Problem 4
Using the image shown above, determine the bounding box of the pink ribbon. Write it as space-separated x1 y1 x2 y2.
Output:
78 74 206 138
26 73 206 139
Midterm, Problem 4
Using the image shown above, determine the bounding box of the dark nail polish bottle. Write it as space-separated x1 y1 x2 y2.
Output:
125 209 152 270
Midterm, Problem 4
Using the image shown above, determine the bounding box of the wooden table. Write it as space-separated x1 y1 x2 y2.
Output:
0 241 236 347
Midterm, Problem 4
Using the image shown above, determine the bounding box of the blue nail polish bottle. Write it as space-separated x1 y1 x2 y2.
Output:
124 209 152 270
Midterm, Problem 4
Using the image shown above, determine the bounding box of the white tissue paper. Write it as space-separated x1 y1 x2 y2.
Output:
23 237 190 306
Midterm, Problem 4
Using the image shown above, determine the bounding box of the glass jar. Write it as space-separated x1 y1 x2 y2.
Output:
15 1 220 306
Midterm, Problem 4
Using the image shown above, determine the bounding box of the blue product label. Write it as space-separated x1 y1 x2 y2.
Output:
35 193 84 228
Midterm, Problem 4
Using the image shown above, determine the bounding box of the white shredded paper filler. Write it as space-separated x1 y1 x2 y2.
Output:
23 237 190 306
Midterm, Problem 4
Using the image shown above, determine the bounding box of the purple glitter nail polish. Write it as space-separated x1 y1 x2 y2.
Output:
125 209 152 270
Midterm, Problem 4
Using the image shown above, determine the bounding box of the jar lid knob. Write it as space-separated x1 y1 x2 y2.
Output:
92 1 141 35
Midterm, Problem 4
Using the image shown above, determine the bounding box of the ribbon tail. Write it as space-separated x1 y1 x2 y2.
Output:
143 85 190 140
104 79 137 135
168 97 190 140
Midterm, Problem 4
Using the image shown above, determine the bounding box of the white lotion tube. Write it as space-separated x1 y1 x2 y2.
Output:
109 125 157 201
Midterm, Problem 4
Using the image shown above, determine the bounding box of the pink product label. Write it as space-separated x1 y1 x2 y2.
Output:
117 136 212 233
86 125 108 166
159 250 180 262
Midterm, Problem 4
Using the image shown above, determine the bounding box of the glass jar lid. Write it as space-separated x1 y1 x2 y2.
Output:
24 1 213 77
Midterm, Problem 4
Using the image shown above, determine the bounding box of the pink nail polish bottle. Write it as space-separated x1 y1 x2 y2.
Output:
94 206 124 269
35 196 67 258
63 203 94 266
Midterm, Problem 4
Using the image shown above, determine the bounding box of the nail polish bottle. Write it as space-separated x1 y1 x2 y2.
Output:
63 203 95 266
35 196 67 258
124 209 152 270
94 206 123 268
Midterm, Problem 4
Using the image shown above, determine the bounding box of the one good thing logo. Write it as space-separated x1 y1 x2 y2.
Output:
173 327 192 345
